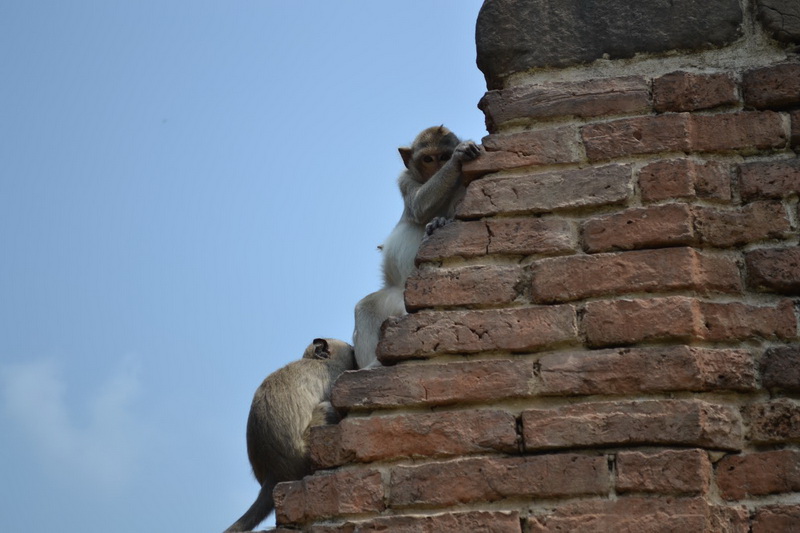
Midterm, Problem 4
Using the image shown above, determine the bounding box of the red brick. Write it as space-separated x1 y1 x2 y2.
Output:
318 409 518 466
458 164 632 218
582 112 787 161
482 126 583 161
582 113 691 161
717 450 800 500
743 63 800 109
693 201 792 247
690 111 787 153
639 159 732 202
698 299 797 342
308 425 353 471
537 346 757 395
526 497 748 533
378 305 578 362
530 247 741 303
389 454 609 508
752 505 800 533
746 247 800 294
584 296 701 346
586 297 795 347
522 399 743 452
744 399 800 444
310 511 522 533
485 217 575 256
479 76 651 130
654 71 738 112
740 157 800 200
616 449 711 494
331 359 534 411
273 468 385 525
761 345 800 391
416 218 575 263
581 203 695 253
405 265 522 310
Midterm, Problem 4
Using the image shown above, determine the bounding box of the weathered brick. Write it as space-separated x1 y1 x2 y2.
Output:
761 345 800 391
479 76 651 129
581 203 695 253
458 164 632 218
461 128 583 182
792 109 800 148
405 264 522 310
537 346 757 395
752 505 800 533
416 218 574 263
743 63 800 109
584 296 701 346
582 112 787 160
309 511 522 533
616 449 711 494
690 111 787 152
740 157 800 200
582 113 691 161
273 468 385 525
586 297 794 346
333 346 756 412
744 399 800 444
698 299 797 342
526 497 748 533
639 159 732 202
389 454 609 509
693 201 792 247
485 217 575 256
331 359 534 411
317 410 518 466
530 247 741 303
717 450 800 500
308 424 353 471
378 305 578 362
654 71 738 112
522 399 744 451
482 126 583 161
746 247 800 294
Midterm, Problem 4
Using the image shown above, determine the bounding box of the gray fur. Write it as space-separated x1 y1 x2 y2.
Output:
223 338 355 532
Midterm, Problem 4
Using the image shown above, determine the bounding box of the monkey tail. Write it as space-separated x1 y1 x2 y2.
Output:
223 479 275 533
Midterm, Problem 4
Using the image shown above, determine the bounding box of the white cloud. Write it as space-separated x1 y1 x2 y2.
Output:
0 356 147 492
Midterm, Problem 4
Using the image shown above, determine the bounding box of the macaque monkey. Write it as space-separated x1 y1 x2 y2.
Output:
353 126 482 369
223 338 356 532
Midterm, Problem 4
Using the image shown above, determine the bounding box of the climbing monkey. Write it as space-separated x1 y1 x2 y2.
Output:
223 338 356 532
353 126 482 369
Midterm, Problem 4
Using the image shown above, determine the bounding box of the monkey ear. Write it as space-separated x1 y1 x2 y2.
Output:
312 338 330 359
398 147 413 169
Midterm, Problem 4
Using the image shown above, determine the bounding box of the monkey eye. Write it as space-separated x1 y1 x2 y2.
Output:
439 153 451 161
422 155 434 163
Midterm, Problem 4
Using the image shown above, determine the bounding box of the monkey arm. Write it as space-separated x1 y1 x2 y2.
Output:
402 161 463 224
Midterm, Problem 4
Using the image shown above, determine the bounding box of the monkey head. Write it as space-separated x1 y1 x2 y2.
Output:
302 338 355 369
398 125 460 183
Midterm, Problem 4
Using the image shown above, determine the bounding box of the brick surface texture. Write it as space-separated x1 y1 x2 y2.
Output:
269 17 800 532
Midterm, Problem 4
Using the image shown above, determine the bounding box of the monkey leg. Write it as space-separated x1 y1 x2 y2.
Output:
353 286 405 369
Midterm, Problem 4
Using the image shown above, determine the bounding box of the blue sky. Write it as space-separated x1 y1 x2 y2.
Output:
0 2 487 531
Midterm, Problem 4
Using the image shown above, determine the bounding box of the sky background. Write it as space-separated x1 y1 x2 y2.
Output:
0 1 487 531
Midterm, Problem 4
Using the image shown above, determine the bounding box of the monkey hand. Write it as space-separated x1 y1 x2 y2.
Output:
425 216 451 237
452 140 483 162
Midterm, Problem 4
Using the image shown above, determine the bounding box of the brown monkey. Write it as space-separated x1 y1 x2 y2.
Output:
353 126 482 369
223 338 356 532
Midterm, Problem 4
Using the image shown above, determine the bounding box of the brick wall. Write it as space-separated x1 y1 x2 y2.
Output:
271 1 800 531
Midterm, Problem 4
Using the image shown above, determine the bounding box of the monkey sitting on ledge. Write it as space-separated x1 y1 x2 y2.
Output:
223 338 356 532
353 126 483 369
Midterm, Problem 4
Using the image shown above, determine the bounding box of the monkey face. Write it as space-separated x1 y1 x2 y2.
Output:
416 150 453 181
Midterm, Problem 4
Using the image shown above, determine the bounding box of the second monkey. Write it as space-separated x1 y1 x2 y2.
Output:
353 126 482 369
